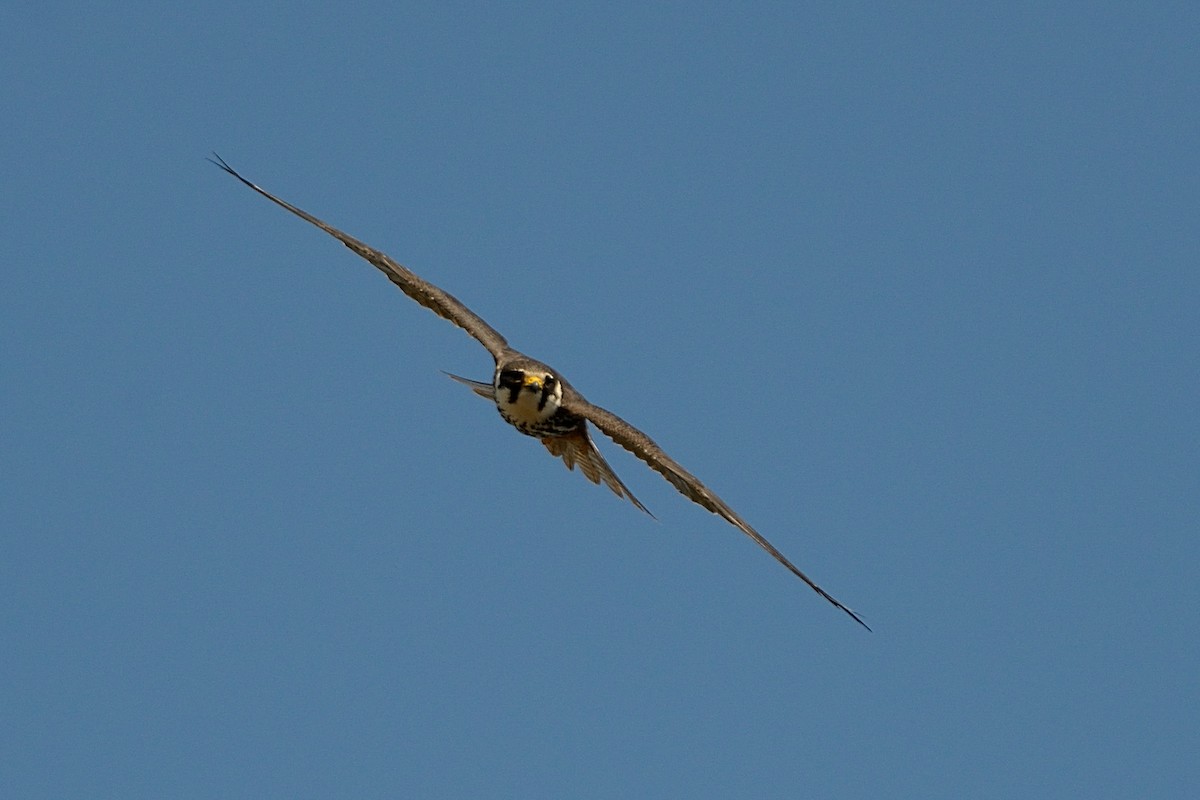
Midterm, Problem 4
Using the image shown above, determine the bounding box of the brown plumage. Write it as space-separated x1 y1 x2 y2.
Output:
540 428 650 515
210 154 869 630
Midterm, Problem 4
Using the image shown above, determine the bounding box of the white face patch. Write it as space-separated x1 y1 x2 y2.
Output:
495 371 562 426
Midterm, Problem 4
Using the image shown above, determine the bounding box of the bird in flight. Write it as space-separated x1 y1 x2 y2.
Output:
210 154 869 630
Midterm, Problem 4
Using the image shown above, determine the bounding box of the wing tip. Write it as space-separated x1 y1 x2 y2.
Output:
842 606 872 632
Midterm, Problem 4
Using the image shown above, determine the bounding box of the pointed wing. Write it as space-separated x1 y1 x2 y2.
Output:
564 395 870 630
443 371 496 399
210 154 510 361
541 428 653 518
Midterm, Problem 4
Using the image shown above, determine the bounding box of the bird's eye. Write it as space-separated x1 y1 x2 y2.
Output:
543 375 556 387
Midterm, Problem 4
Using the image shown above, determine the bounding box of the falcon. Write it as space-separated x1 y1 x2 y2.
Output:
210 154 869 630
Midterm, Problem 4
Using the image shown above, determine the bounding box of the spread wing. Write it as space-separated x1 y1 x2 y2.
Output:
210 154 510 361
564 395 870 630
442 371 496 399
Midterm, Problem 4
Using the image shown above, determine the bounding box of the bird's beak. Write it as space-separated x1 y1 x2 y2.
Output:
522 374 542 390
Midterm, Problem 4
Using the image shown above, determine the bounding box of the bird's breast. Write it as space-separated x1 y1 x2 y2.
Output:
496 393 580 437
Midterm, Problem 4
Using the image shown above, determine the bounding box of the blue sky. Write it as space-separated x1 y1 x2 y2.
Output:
3 3 1197 798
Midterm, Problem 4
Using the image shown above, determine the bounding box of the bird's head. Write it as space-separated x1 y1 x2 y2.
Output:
495 364 563 422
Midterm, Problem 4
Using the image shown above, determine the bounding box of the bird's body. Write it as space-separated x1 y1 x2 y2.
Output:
445 361 650 513
493 362 575 436
210 154 869 630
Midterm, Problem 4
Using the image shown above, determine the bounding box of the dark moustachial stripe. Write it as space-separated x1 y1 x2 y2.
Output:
536 381 555 412
497 370 523 405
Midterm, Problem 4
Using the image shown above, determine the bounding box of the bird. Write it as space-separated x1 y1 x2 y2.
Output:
209 154 870 630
